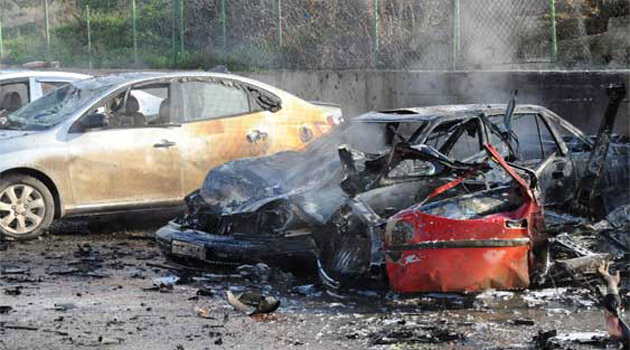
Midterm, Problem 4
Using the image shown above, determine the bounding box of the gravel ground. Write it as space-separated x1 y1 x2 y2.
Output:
0 216 620 350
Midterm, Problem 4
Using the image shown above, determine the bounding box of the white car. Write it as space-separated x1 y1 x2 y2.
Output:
0 70 91 114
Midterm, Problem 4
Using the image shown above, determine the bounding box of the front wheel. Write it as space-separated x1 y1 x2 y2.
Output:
0 175 54 241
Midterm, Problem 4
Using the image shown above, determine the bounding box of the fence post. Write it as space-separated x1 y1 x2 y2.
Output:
275 0 282 47
132 0 138 65
172 0 176 66
86 5 92 69
549 0 558 62
44 0 50 59
373 0 380 68
0 16 4 59
221 0 227 54
178 0 184 55
452 0 460 70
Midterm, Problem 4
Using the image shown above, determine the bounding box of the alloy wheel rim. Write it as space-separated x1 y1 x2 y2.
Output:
0 184 45 235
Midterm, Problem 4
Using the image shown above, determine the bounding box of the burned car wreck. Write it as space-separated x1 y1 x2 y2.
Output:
156 85 629 293
319 143 549 293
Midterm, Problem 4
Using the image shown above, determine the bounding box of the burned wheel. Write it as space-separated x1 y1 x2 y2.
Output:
318 208 383 292
0 175 54 241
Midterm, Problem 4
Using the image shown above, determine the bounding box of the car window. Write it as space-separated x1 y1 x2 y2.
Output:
180 80 252 122
425 119 482 160
129 84 169 125
40 81 70 95
0 81 29 113
548 118 592 153
509 114 560 160
425 120 462 150
84 83 171 129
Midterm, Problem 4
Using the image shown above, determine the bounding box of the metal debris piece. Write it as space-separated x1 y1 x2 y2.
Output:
0 306 13 314
607 205 630 230
4 286 22 296
553 233 596 257
98 336 124 345
53 303 76 311
195 306 214 319
196 287 213 297
1 266 28 275
512 318 535 326
1 324 39 331
226 290 280 316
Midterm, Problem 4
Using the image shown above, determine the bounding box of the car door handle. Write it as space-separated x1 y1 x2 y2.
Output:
154 140 176 148
246 130 268 143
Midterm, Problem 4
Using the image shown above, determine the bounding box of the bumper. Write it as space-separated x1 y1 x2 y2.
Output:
155 221 317 265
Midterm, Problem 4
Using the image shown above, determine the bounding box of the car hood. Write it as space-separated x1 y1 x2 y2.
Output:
199 147 344 219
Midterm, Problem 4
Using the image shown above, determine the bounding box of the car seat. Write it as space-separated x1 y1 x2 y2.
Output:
125 95 147 126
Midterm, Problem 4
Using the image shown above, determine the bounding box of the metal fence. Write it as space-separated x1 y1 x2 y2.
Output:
0 0 629 70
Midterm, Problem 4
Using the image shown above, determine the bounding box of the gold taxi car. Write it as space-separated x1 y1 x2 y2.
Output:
0 72 342 240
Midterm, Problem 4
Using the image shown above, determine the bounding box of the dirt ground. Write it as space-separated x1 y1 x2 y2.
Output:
0 214 620 350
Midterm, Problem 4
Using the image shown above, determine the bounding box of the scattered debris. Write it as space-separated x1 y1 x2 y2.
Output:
533 330 609 349
4 286 22 296
98 336 124 345
512 318 535 326
196 287 213 297
226 290 280 316
53 303 76 312
0 266 28 275
0 324 39 331
368 322 464 346
195 306 214 320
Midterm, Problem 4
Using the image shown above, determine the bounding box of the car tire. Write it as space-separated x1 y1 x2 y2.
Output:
0 174 54 241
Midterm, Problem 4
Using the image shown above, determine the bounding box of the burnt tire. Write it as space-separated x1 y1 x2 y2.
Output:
0 174 55 241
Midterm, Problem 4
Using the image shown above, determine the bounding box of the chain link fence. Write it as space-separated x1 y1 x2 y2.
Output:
0 0 629 70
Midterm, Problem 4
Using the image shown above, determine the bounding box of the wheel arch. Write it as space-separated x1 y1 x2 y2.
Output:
0 168 63 219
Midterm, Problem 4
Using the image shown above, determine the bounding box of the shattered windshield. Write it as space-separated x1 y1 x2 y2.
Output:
5 84 110 130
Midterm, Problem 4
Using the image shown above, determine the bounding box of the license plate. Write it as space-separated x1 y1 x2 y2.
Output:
171 240 205 259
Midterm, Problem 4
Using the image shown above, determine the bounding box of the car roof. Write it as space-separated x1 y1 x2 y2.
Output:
0 70 91 80
354 104 552 123
71 71 293 98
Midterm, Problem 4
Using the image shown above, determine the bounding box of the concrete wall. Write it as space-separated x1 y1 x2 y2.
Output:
242 70 630 135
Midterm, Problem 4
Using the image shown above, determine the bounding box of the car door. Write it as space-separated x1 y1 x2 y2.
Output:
66 81 183 208
176 78 273 193
507 113 576 207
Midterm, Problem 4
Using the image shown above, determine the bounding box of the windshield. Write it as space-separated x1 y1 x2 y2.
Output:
5 84 110 130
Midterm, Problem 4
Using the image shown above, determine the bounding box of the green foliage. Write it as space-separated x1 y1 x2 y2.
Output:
78 0 122 12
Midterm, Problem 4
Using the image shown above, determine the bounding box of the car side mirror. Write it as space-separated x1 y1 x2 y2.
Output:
78 113 108 131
